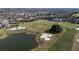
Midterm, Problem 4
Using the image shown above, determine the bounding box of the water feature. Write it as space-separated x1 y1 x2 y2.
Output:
0 33 38 51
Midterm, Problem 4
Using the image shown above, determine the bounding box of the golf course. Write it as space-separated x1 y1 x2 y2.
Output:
0 20 78 51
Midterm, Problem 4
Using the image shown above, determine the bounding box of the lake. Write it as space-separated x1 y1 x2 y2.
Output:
0 33 38 51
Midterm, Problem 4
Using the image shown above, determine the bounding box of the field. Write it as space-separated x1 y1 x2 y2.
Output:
19 20 53 33
20 20 76 33
48 28 77 51
73 13 79 17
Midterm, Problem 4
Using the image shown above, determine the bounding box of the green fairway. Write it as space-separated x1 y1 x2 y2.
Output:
23 20 54 33
18 20 76 33
48 28 77 51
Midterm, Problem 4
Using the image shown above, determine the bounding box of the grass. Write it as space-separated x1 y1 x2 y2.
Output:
22 20 54 33
0 20 54 35
73 13 79 17
22 20 76 33
0 29 8 38
48 28 77 51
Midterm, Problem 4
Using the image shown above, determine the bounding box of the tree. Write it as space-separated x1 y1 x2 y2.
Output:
48 24 63 34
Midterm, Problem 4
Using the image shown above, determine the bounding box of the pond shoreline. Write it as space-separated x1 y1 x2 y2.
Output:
0 29 39 51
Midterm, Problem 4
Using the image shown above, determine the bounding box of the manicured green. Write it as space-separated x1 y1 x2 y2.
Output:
48 28 77 51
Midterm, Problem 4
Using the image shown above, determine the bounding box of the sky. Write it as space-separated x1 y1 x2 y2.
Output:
0 0 79 8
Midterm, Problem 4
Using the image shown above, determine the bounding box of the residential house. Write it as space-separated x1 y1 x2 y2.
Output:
8 19 17 24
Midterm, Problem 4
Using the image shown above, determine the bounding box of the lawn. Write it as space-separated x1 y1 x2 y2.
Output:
72 13 79 17
22 20 76 33
22 20 54 33
48 28 77 51
0 29 8 39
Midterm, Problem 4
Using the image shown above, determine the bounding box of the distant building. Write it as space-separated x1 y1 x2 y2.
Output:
0 19 10 28
17 18 25 21
8 19 17 24
52 18 63 22
2 19 10 27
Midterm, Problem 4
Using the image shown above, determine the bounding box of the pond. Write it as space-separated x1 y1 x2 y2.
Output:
0 33 38 51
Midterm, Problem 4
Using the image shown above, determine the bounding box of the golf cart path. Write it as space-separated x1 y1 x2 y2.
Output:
72 32 79 51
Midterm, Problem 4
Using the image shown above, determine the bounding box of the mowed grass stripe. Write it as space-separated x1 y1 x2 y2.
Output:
48 28 77 51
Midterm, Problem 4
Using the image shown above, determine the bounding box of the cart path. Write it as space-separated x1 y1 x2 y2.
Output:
72 32 79 51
